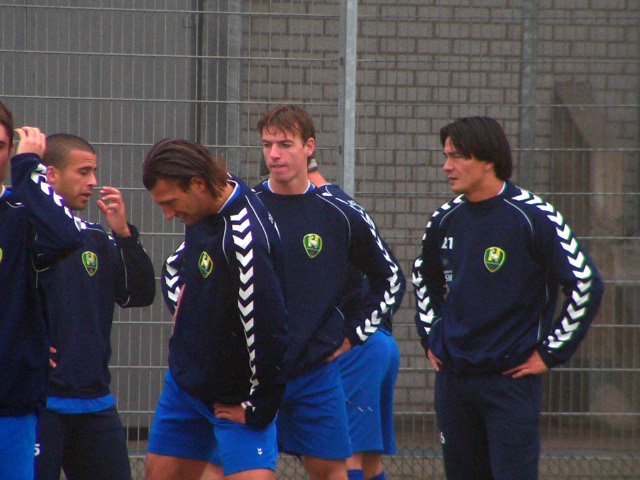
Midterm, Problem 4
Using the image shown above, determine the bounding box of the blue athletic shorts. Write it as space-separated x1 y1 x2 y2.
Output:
0 413 37 480
277 360 352 459
339 328 399 454
147 371 278 475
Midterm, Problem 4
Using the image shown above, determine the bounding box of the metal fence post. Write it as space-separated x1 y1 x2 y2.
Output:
190 0 205 144
519 0 539 189
338 0 357 197
226 0 243 173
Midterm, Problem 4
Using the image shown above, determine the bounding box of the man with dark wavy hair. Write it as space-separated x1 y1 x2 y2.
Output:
413 116 604 480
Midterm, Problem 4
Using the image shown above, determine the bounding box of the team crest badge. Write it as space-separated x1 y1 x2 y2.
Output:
303 234 323 258
484 247 506 273
82 251 98 276
199 251 213 278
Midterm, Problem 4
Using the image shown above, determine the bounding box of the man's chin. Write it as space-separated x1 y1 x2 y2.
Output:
179 215 197 226
449 183 462 195
70 199 88 211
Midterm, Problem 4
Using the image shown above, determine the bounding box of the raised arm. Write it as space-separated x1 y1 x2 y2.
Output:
98 186 155 307
12 127 81 265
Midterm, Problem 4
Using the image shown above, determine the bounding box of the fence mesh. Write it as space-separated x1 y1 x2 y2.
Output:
1 1 638 478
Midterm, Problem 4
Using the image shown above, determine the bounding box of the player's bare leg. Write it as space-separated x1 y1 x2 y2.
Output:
346 452 383 480
146 452 208 480
225 468 274 480
302 456 347 480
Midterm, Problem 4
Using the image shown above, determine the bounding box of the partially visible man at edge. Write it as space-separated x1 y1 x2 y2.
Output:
0 101 82 480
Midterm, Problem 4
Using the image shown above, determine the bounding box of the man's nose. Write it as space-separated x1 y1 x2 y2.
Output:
162 207 175 220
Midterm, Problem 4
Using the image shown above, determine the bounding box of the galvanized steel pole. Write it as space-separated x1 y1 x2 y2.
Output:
338 0 358 197
519 0 539 190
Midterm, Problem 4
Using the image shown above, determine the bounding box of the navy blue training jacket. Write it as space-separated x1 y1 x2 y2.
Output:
254 182 405 379
0 153 82 416
412 181 604 374
37 222 155 400
167 177 289 429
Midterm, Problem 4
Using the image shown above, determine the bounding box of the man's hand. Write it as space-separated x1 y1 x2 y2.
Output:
503 350 549 378
14 127 46 158
173 285 185 326
427 348 442 371
213 403 246 424
325 337 352 363
97 186 131 237
49 346 57 368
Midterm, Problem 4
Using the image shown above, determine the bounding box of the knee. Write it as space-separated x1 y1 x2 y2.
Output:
360 453 383 480
145 454 161 480
303 457 348 480
145 463 155 480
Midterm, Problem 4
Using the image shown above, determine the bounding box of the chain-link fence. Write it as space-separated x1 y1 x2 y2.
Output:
1 1 639 478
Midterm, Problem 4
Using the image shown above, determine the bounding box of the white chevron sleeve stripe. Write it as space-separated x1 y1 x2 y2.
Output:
31 167 84 231
329 193 404 344
230 207 260 402
516 197 598 351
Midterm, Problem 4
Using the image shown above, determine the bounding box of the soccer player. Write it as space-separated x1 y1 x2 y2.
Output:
254 105 405 480
0 103 82 480
143 138 289 480
307 168 402 480
34 134 156 480
412 116 604 479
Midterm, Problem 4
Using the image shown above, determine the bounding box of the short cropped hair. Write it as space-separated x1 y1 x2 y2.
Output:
257 104 315 145
43 134 95 169
142 138 228 198
440 116 512 181
0 100 14 147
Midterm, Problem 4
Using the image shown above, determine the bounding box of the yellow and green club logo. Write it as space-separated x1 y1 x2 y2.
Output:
82 251 98 276
484 247 506 273
303 233 323 259
199 251 213 278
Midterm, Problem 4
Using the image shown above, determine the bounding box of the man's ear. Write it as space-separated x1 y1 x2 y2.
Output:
45 165 58 185
190 176 207 191
305 137 316 159
484 161 496 174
